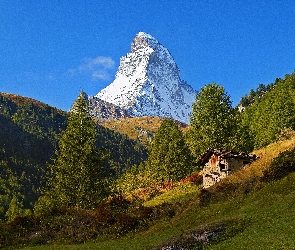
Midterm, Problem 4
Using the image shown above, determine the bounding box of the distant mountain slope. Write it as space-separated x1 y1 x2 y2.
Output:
0 93 68 171
0 92 147 218
0 93 68 216
0 93 147 170
0 92 67 142
101 116 189 146
95 32 196 124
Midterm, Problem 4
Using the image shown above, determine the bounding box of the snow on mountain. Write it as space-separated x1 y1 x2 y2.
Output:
95 32 196 124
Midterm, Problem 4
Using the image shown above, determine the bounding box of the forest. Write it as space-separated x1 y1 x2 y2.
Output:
1 71 295 248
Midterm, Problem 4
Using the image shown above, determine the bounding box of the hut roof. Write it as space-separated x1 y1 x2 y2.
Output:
197 149 258 166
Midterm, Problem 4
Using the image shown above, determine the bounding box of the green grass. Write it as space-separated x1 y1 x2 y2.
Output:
206 175 295 249
143 182 200 207
13 138 295 249
19 172 295 250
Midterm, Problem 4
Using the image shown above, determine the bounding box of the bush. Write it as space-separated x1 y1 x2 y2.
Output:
0 195 183 248
277 127 295 141
262 149 295 181
180 172 202 185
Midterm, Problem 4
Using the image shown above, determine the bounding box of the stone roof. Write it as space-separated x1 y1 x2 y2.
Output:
197 149 258 166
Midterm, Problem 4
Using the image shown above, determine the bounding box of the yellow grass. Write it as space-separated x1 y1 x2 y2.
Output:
101 116 189 145
211 136 295 192
143 182 200 207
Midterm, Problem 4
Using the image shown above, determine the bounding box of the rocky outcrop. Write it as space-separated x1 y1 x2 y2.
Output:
88 96 134 123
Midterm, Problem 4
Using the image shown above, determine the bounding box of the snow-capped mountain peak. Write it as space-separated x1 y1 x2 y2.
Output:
131 32 162 52
95 32 196 124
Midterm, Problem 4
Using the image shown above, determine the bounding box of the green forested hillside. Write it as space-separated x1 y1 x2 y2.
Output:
0 93 68 220
240 72 295 149
0 93 147 220
239 82 277 108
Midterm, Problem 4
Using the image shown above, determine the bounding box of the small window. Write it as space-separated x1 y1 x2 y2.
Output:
220 163 226 170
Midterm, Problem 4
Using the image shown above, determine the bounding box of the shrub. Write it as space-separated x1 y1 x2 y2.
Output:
180 172 202 185
262 149 295 181
198 188 212 206
277 127 295 142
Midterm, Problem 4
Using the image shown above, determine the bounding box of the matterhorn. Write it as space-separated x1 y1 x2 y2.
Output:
92 32 196 124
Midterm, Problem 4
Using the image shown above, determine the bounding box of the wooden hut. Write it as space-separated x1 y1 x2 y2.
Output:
198 149 257 188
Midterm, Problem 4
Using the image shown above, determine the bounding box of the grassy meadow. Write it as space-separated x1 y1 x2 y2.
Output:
16 137 295 250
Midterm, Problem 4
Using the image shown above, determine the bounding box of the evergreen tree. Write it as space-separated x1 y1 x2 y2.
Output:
241 72 295 149
147 119 194 182
35 91 109 212
188 83 239 160
5 195 31 221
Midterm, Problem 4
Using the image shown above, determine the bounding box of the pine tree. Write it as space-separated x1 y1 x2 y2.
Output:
241 72 295 149
188 83 239 160
147 119 194 182
35 91 109 212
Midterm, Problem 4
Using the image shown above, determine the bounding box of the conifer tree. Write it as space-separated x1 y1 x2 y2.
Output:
35 91 109 212
147 119 194 182
241 73 295 149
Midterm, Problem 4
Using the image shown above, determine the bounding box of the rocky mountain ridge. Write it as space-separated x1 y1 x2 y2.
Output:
88 95 134 123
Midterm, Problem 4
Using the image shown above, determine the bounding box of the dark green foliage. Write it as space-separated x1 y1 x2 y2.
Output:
0 93 67 219
241 72 295 149
36 92 110 210
147 119 194 182
96 125 147 177
0 93 67 142
239 82 277 108
188 83 240 160
0 197 181 248
0 171 32 221
0 92 147 220
262 149 295 182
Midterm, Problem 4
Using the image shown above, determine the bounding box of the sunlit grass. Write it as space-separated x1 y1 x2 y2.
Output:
143 182 200 207
101 116 189 145
24 172 295 250
21 177 295 250
18 137 295 250
209 136 295 196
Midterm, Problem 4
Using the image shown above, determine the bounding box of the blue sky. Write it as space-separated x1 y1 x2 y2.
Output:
1 0 295 110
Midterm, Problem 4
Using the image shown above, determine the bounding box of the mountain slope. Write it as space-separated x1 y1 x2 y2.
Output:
240 72 295 150
0 92 148 171
101 116 189 146
5 134 295 249
0 92 147 219
95 32 196 124
0 93 68 217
